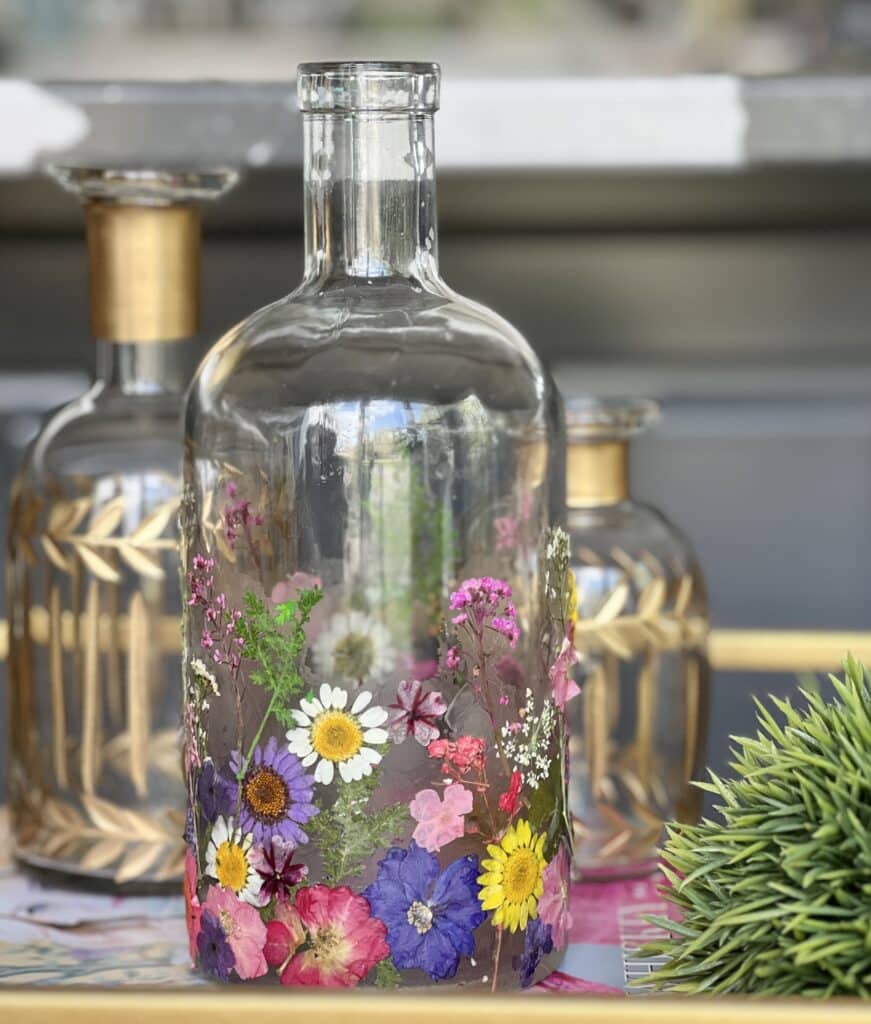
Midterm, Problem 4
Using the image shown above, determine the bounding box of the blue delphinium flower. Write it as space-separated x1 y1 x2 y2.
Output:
364 841 485 981
197 909 236 981
514 916 554 988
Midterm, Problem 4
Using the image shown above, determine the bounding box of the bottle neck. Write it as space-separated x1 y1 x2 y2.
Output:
567 441 630 508
86 201 201 343
302 112 439 284
94 339 194 396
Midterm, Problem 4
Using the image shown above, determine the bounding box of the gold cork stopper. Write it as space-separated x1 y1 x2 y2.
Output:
565 398 658 508
86 202 200 343
567 441 629 508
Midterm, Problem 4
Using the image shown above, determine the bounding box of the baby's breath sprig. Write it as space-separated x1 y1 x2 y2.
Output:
638 655 871 999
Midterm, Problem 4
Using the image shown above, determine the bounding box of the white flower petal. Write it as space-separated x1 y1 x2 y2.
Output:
351 690 373 714
356 755 376 777
332 687 349 710
338 759 354 783
314 758 334 785
359 746 382 766
292 709 312 727
358 705 388 728
300 697 322 717
301 750 318 767
362 727 389 744
319 683 333 707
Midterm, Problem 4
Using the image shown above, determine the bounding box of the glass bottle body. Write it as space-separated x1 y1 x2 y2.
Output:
8 341 192 888
563 410 709 880
182 63 569 990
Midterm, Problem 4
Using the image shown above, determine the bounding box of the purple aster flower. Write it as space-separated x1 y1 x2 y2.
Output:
514 917 554 988
197 759 232 824
197 909 235 982
251 837 308 903
388 678 447 746
228 737 318 845
364 842 485 981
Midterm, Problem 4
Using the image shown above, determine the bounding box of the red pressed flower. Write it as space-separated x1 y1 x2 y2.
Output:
498 770 522 815
388 678 447 746
267 885 388 988
426 735 486 776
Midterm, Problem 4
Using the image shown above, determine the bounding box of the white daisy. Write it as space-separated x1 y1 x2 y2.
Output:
204 815 260 905
312 610 395 683
286 684 390 786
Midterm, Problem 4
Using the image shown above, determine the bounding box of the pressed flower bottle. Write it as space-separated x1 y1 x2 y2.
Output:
181 62 569 989
562 399 709 879
7 167 235 889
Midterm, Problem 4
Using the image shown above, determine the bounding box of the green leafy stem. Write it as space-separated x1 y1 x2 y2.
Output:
307 768 410 886
235 587 323 781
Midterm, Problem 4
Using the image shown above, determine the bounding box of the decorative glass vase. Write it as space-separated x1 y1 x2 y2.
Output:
7 166 235 889
181 62 569 990
563 399 709 879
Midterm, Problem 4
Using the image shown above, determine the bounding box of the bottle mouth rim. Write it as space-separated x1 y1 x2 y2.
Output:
47 166 239 206
564 396 660 441
297 60 440 114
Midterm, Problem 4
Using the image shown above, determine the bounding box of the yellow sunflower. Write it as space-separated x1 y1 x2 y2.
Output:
478 818 548 933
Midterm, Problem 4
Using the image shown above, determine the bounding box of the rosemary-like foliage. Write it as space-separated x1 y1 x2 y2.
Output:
639 655 871 998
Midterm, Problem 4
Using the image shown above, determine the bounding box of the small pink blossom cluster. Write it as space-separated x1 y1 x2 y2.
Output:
187 554 244 676
223 481 264 551
427 735 486 777
449 576 519 648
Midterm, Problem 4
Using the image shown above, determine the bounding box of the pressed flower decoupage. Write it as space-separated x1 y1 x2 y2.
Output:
182 470 576 990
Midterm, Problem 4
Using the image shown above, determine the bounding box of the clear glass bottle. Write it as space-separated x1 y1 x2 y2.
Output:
7 166 235 889
563 399 709 879
181 62 569 990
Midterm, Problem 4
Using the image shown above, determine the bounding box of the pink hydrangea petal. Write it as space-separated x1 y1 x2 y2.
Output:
409 788 443 820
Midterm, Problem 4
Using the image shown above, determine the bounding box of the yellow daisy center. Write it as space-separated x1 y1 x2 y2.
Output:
502 847 539 905
311 709 363 763
244 765 288 822
215 840 249 893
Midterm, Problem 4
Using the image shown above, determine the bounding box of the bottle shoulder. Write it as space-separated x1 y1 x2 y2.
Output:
18 384 183 492
188 278 552 417
567 500 703 575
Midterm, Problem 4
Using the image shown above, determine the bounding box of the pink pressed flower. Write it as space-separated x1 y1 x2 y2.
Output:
445 645 461 672
203 886 268 980
271 885 388 988
491 616 520 648
270 571 323 606
409 783 473 852
264 898 306 976
549 637 581 711
498 770 522 815
539 844 573 948
494 515 519 551
388 678 447 746
184 848 201 965
222 481 264 551
187 556 244 677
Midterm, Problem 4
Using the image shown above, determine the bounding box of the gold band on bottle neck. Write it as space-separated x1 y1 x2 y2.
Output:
567 441 629 508
86 202 200 343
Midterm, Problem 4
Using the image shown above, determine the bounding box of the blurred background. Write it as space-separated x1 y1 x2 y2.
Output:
3 0 871 803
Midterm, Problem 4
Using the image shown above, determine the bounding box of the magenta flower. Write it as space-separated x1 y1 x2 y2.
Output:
388 678 447 746
187 555 244 677
445 645 461 671
409 783 473 852
549 637 581 710
202 885 268 980
222 481 263 551
449 577 520 648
